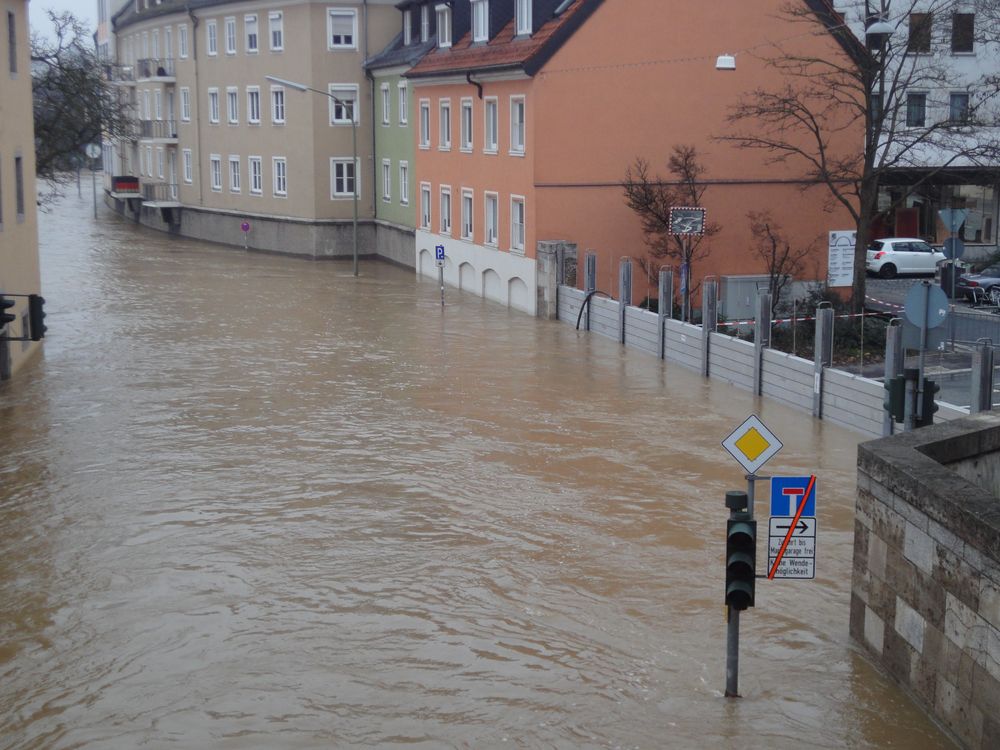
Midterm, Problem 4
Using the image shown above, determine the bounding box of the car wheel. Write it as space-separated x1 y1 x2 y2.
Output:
878 263 897 279
989 287 1000 307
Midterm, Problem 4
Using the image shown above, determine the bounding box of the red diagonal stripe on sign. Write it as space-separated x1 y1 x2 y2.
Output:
768 474 816 580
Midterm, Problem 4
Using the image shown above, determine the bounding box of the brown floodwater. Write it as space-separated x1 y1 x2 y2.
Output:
0 184 951 749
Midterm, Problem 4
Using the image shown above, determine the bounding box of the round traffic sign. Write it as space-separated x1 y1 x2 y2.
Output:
942 236 965 260
904 282 949 329
84 143 101 159
241 221 251 232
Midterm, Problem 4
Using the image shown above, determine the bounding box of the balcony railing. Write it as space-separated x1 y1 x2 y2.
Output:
138 120 178 140
142 182 179 203
106 64 136 84
136 58 175 80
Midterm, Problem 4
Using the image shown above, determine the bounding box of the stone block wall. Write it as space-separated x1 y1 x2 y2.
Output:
852 415 1000 749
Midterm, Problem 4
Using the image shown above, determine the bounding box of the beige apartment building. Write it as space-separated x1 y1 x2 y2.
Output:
0 0 42 379
106 0 402 259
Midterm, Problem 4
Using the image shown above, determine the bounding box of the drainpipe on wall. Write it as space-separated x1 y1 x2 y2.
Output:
187 6 204 207
363 0 377 222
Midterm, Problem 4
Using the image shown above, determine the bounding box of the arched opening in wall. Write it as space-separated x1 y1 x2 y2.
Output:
482 268 503 303
508 276 530 311
418 248 434 276
459 262 476 291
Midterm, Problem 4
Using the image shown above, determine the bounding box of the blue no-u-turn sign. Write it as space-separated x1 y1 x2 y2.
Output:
770 476 817 517
435 245 445 261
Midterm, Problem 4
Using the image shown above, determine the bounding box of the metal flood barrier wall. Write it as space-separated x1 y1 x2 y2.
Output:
557 285 968 439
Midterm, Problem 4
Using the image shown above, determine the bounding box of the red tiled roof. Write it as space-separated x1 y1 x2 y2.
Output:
408 0 589 77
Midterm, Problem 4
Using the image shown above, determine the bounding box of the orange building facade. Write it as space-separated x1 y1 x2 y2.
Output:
404 0 861 313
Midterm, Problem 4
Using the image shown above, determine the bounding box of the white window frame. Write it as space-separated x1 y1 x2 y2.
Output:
224 16 237 55
182 148 193 183
227 86 239 124
179 24 188 58
403 9 412 45
143 89 150 120
146 145 153 176
206 20 217 56
247 86 261 124
420 182 431 229
271 85 285 124
516 0 532 36
245 14 258 54
439 98 451 151
273 156 287 197
229 155 241 193
157 147 164 179
436 4 452 48
510 95 525 155
165 27 172 60
269 11 283 51
399 161 409 205
484 96 498 153
419 98 430 148
330 156 358 199
510 195 525 253
381 158 391 202
420 5 430 42
208 87 220 124
154 88 162 120
440 184 452 235
460 97 473 152
398 81 408 125
461 188 474 240
484 191 499 246
210 153 222 191
249 155 263 195
327 8 358 50
152 29 159 59
472 0 488 43
381 83 390 126
328 84 359 125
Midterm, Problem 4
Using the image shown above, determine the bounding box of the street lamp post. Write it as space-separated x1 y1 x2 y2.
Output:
265 75 359 277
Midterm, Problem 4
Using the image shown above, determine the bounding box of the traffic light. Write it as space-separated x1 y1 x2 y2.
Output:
725 513 757 610
916 379 940 428
28 294 47 341
0 296 15 333
884 374 906 423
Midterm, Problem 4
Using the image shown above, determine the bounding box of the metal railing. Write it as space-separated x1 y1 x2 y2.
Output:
136 58 175 79
106 64 136 83
142 182 179 202
137 120 178 140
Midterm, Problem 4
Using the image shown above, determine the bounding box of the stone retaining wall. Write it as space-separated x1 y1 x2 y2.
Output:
852 415 1000 749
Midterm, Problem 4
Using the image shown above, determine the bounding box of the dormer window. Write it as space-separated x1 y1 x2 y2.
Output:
436 4 451 48
403 9 412 45
472 0 488 43
420 5 430 42
516 0 531 36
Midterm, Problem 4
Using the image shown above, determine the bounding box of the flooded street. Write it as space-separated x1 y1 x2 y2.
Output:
0 186 951 749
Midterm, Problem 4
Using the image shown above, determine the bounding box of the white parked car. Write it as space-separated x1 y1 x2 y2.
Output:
866 238 945 279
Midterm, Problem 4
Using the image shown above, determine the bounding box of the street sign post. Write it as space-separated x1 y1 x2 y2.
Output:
435 245 446 306
241 221 251 249
85 143 101 219
721 415 783 698
904 282 948 427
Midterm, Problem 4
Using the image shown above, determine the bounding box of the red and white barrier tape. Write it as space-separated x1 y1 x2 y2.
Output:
716 310 887 328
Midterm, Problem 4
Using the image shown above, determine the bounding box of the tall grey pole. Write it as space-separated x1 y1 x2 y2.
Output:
916 282 930 422
658 268 669 359
753 293 771 396
883 319 904 436
813 304 834 418
702 279 717 377
724 489 749 698
92 169 98 219
971 340 994 413
585 252 596 332
619 259 632 345
352 117 359 277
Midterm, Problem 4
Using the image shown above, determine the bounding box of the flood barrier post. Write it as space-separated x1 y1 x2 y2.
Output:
813 304 834 418
658 268 670 359
883 320 904 436
619 258 632 346
702 279 718 377
971 340 994 414
753 293 771 396
585 252 597 332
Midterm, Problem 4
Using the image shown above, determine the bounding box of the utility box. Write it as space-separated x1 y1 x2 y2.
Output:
721 275 771 322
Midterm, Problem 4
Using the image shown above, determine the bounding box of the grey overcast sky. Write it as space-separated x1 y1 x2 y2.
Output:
30 0 98 40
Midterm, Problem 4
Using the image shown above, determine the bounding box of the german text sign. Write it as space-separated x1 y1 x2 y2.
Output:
767 516 816 579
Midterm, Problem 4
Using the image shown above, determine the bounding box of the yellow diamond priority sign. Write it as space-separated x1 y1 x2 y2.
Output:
722 415 783 474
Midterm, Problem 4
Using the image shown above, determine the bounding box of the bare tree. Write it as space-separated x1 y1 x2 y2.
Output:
718 0 1000 311
622 145 720 320
31 11 131 202
747 211 817 314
